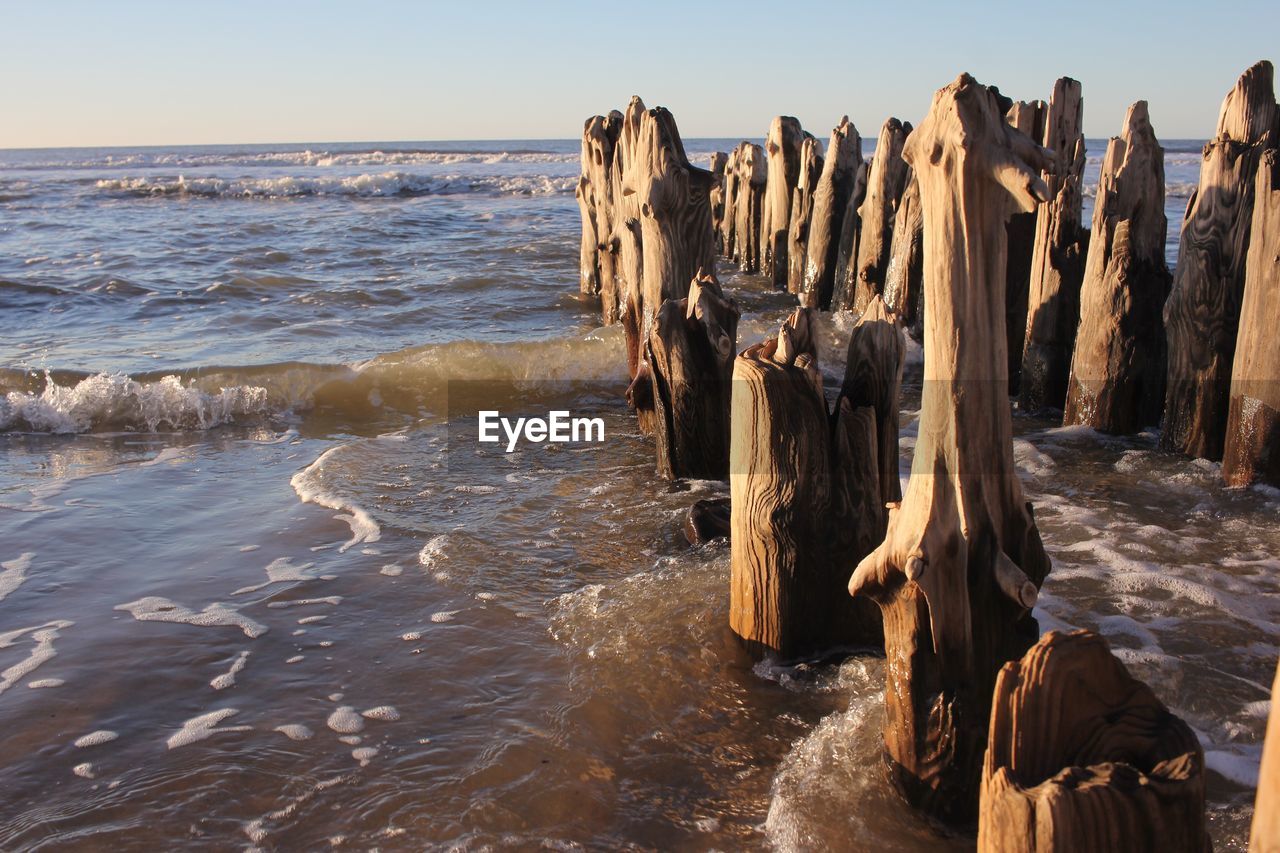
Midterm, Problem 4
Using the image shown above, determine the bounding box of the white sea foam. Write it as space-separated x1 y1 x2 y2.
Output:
274 723 313 741
0 620 74 695
242 774 348 845
351 746 378 766
326 706 364 734
361 705 399 721
266 596 342 609
97 171 575 199
73 763 95 779
291 447 380 553
0 372 272 434
115 597 267 638
0 552 33 601
166 708 251 749
417 535 448 570
211 651 250 690
430 610 459 623
74 730 119 748
232 557 320 595
28 678 64 689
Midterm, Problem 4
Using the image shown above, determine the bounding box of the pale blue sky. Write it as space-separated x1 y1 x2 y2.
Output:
2 0 1275 148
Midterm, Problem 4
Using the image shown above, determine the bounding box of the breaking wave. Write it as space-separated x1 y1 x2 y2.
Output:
95 171 576 199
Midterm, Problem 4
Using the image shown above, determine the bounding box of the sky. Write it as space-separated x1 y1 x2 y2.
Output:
2 0 1277 149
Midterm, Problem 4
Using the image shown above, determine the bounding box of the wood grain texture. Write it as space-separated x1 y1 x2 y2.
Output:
575 113 623 314
1065 102 1172 434
838 295 906 506
709 151 728 258
730 142 767 274
1163 60 1278 461
786 136 824 294
760 116 806 289
648 271 739 479
1005 99 1048 393
801 117 862 310
979 630 1209 853
848 74 1052 824
1021 77 1089 412
853 118 912 313
729 308 889 660
1251 659 1280 852
882 170 924 339
831 159 871 312
1224 148 1280 487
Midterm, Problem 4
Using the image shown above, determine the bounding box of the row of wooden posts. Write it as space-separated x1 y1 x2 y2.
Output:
574 63 1278 850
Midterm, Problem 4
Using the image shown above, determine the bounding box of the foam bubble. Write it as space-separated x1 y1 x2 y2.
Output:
291 447 380 553
73 763 95 779
274 724 313 741
351 746 378 766
0 620 74 695
115 597 266 638
361 706 399 721
326 706 364 734
0 552 34 601
28 678 64 689
380 564 403 577
232 557 320 595
430 610 459 623
211 651 250 690
74 730 119 748
266 596 342 609
166 708 251 749
417 535 447 570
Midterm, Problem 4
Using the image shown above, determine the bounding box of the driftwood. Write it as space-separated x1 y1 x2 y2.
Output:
1163 60 1278 460
709 151 728 257
848 74 1052 824
729 308 894 660
786 137 824 294
760 116 806 289
647 272 739 479
831 160 871 312
801 117 862 310
979 630 1210 853
1005 99 1048 393
852 118 912 313
838 295 905 506
685 497 731 545
882 170 924 338
1064 102 1172 434
1251 660 1280 852
613 97 648 397
1224 148 1280 487
730 142 767 273
1020 77 1089 412
575 113 623 316
719 147 740 257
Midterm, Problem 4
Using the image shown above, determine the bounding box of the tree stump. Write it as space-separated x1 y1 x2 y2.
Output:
729 308 891 660
786 136 825 294
831 160 871 312
1163 60 1278 461
612 97 649 394
838 295 905 507
647 271 739 479
1250 659 1280 852
575 113 623 316
1021 78 1089 412
853 118 912 313
731 142 767 274
883 171 925 339
801 117 862 310
719 146 740 257
1064 102 1172 434
848 74 1053 824
760 116 806 289
709 151 728 258
685 496 732 545
1005 99 1048 393
1224 148 1280 487
979 630 1210 853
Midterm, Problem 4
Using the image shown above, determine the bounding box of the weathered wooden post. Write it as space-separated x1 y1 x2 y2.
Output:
800 117 862 310
709 151 728 258
575 113 623 317
760 116 806 289
882 171 924 338
979 630 1210 852
1064 102 1171 434
647 272 739 479
786 136 824 294
1005 99 1047 393
731 142 767 274
1223 148 1280 487
1020 77 1089 412
1163 60 1278 461
729 306 899 660
848 74 1052 823
853 118 912 313
831 160 871 312
719 147 740 257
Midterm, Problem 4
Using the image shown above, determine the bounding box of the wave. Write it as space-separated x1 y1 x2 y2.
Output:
1083 180 1197 200
5 149 578 171
0 331 628 434
95 171 576 199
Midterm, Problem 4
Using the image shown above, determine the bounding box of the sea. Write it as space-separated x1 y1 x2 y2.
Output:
0 134 1275 850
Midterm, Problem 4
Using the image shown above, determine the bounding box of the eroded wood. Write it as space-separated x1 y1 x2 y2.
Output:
853 118 912 313
801 117 862 310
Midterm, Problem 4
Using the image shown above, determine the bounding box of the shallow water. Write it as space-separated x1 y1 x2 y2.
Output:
0 137 1274 850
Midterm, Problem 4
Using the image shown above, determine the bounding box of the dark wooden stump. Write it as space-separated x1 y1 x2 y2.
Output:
883 171 924 339
801 117 862 310
853 118 912 313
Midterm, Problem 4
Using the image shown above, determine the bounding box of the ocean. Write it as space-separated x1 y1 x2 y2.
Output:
0 137 1275 849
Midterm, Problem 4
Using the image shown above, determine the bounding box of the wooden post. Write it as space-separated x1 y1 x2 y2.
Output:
1163 60 1278 461
731 142 767 274
575 113 623 318
709 151 728 258
1224 148 1280 487
883 171 924 339
1005 99 1047 393
979 630 1210 853
801 117 862 310
853 118 912 313
838 295 905 507
786 136 824 294
848 74 1052 824
1020 78 1089 412
613 97 649 394
760 116 806 289
719 147 740 257
830 160 870 312
1064 102 1172 434
729 307 894 660
647 272 739 479
1250 659 1280 852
